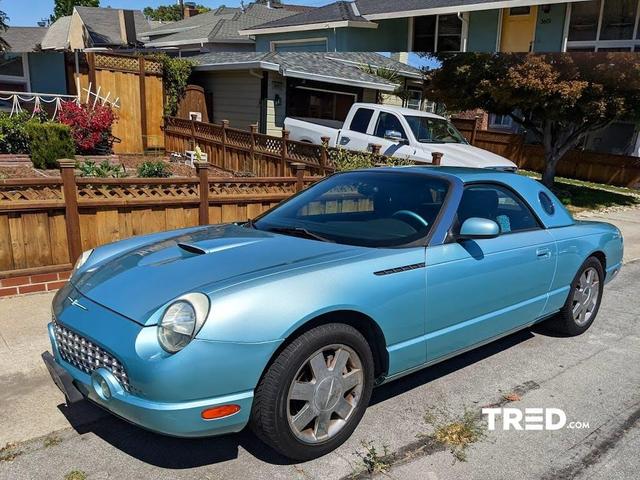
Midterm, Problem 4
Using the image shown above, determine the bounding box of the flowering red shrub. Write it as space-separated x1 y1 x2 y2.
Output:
58 102 116 153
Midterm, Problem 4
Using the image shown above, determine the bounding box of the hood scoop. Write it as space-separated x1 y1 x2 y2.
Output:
177 239 262 256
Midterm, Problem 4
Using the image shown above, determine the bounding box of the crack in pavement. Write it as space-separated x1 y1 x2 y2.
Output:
539 399 640 480
342 380 540 480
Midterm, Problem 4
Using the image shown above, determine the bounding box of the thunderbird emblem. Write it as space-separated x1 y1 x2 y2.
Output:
67 297 88 311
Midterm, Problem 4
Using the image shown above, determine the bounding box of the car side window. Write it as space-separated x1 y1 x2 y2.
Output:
374 112 407 139
455 184 540 234
349 108 374 134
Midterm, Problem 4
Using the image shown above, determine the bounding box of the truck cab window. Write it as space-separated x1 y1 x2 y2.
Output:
375 112 407 139
350 108 374 133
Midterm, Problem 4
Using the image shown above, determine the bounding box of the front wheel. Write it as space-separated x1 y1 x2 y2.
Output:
552 257 604 336
250 323 374 460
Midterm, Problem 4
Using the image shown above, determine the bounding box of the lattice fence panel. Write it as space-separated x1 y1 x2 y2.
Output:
225 129 252 149
254 134 282 156
76 182 200 204
208 181 297 199
0 183 64 206
287 141 323 165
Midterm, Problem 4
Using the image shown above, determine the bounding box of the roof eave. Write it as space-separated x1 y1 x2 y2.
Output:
283 68 397 91
363 0 588 20
193 60 281 72
239 20 378 36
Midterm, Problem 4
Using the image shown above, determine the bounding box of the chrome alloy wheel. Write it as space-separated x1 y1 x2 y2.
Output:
286 344 364 444
572 267 600 326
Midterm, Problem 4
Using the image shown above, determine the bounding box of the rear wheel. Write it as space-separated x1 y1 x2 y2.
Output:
250 323 374 460
552 257 604 336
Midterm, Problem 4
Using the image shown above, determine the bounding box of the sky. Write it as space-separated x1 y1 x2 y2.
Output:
1 0 439 69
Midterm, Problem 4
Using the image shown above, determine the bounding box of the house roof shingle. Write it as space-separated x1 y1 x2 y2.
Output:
242 1 373 31
144 3 300 47
0 26 48 52
75 6 151 46
356 0 513 16
41 16 72 50
191 52 423 91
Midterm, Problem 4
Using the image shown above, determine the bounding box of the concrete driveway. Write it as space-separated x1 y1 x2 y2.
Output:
1 258 639 479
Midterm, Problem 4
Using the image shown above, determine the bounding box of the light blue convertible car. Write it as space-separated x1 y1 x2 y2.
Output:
43 166 623 460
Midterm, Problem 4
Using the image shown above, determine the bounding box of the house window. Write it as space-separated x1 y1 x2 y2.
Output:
566 0 640 50
288 86 357 121
413 14 463 52
406 89 422 110
509 6 532 15
0 53 29 89
490 114 513 129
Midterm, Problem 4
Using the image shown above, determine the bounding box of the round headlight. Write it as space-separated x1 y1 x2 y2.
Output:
158 300 197 353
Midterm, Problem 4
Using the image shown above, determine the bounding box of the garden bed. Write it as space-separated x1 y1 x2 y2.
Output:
0 155 235 179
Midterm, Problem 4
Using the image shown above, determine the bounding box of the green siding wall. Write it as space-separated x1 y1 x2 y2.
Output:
467 10 499 52
337 19 409 51
533 4 567 52
28 52 67 94
254 18 409 52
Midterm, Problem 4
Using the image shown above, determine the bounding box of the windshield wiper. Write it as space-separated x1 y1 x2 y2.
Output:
267 226 334 243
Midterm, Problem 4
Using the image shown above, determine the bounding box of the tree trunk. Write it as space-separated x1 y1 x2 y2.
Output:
541 156 558 189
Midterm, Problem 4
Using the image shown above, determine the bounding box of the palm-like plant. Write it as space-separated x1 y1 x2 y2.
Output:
359 64 410 104
0 7 10 52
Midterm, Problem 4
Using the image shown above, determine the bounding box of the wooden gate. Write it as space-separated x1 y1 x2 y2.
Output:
67 53 165 154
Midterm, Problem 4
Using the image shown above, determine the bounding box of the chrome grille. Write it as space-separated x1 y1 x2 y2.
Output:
53 319 130 391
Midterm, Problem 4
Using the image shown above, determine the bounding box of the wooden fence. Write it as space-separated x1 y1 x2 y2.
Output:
453 118 640 188
0 160 321 279
164 116 339 177
68 52 165 154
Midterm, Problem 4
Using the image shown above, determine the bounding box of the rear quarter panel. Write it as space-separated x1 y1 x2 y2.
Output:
545 221 623 312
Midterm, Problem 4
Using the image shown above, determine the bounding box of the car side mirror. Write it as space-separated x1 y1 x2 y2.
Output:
384 130 407 144
458 217 500 240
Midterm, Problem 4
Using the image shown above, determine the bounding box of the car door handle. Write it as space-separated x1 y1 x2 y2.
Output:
536 248 552 258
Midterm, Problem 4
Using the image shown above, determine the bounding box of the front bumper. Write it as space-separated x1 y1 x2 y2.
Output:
46 323 254 437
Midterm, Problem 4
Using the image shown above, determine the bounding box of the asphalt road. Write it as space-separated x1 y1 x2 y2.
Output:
0 261 638 480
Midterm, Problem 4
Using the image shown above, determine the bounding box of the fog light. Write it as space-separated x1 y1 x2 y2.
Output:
93 376 111 400
201 404 240 420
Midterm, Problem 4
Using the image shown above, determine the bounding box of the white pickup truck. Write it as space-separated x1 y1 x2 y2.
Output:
285 103 517 170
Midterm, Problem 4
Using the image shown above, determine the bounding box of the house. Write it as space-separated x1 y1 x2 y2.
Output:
189 52 424 135
41 6 152 51
0 27 67 96
140 4 313 55
241 0 640 53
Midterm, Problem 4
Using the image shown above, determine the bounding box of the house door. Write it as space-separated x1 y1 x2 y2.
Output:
500 6 538 52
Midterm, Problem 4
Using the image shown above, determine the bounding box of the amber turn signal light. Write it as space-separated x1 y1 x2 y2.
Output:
201 404 241 420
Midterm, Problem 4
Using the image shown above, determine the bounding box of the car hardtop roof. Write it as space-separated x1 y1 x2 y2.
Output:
350 103 445 120
357 165 519 182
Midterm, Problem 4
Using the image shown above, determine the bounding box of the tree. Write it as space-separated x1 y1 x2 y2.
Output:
143 3 211 22
360 64 410 104
424 53 640 187
0 3 9 52
51 0 100 23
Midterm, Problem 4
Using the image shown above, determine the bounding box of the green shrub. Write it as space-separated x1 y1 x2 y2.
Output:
137 160 171 178
77 160 126 178
328 147 414 172
25 122 75 169
0 112 36 154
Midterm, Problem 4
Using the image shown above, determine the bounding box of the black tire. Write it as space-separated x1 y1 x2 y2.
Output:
250 323 374 461
551 256 605 336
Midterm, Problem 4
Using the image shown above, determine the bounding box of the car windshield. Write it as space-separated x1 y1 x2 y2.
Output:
253 171 450 247
405 116 467 144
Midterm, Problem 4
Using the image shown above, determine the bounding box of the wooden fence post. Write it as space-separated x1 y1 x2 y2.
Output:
281 129 289 177
139 56 148 151
371 144 381 155
59 159 82 264
431 151 443 165
292 163 306 192
470 114 480 146
190 118 196 151
250 124 258 174
221 120 229 170
320 136 330 175
196 161 209 225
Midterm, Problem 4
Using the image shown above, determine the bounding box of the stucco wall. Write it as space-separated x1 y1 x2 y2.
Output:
28 52 67 94
266 71 287 136
533 4 566 52
467 10 500 52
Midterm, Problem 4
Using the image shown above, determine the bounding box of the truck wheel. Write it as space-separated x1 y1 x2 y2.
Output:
250 323 374 461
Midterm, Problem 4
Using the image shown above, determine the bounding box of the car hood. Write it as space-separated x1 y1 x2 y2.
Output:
416 143 517 169
72 224 366 324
